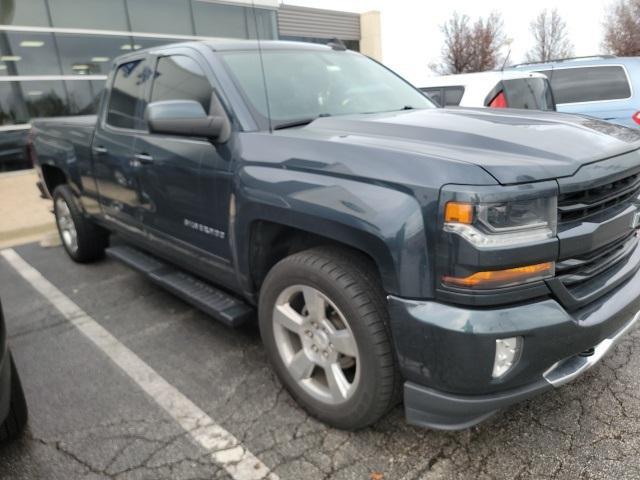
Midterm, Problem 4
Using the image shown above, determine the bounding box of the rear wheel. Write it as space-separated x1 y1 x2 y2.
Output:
259 247 400 430
0 356 28 443
53 185 109 262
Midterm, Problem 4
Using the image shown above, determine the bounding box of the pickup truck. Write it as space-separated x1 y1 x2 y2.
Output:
31 40 640 431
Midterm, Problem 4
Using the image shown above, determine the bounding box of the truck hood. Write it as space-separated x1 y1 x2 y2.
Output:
294 108 640 184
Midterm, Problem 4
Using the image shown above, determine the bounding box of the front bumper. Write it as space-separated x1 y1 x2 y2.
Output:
388 260 640 430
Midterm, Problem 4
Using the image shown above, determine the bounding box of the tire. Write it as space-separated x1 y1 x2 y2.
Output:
53 185 109 263
259 246 400 430
0 356 28 442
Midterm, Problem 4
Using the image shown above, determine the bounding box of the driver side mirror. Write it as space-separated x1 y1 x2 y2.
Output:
145 99 230 142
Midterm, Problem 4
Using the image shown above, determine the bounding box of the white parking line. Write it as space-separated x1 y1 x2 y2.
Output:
1 248 278 480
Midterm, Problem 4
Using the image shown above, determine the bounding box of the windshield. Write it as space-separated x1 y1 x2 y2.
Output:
220 49 434 127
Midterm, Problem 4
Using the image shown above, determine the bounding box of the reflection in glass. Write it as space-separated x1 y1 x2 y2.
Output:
247 8 278 40
0 0 50 27
65 80 104 115
0 31 62 76
106 60 149 130
0 80 103 126
21 80 69 119
192 2 276 39
56 34 131 76
48 0 129 31
151 55 212 112
127 0 193 35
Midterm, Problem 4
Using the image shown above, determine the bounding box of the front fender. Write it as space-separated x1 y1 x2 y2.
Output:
234 166 432 298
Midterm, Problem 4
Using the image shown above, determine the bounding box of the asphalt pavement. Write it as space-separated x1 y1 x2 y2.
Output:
0 242 639 480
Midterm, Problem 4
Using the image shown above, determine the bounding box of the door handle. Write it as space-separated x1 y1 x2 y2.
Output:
92 145 108 155
133 153 154 165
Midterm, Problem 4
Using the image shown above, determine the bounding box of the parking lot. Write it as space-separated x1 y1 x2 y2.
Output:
0 242 637 479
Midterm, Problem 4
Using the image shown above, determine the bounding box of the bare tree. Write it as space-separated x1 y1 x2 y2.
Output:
603 0 640 56
526 9 574 62
435 11 508 74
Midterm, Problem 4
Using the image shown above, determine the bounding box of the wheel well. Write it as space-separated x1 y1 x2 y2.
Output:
41 165 67 195
249 220 382 291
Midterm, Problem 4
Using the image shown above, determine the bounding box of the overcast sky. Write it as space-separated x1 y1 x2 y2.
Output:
282 0 614 85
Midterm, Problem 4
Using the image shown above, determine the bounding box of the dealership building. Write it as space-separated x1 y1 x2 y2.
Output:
0 0 381 171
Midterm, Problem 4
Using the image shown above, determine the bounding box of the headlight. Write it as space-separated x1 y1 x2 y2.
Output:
444 196 557 248
438 184 558 291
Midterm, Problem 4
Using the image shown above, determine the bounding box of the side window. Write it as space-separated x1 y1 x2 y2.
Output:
150 55 212 113
443 86 464 106
106 59 149 129
539 66 631 104
421 88 442 107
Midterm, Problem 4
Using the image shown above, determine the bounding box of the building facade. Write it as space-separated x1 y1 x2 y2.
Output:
0 0 379 171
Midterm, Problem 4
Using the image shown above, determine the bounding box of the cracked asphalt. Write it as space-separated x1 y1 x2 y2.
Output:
1 243 640 479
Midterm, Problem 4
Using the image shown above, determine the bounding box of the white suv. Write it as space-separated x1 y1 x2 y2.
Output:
420 71 556 111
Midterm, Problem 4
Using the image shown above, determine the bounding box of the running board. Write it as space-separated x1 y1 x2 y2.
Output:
106 245 253 327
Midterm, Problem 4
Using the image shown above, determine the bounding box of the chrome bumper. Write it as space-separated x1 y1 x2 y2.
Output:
543 310 640 387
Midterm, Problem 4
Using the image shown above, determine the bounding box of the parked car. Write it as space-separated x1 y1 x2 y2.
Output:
512 55 640 128
420 71 556 110
31 40 640 431
0 299 28 442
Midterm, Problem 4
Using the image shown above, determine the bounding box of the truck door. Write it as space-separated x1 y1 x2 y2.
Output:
134 51 234 283
92 56 152 235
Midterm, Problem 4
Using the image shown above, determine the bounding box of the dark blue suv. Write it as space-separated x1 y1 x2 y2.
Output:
513 56 640 128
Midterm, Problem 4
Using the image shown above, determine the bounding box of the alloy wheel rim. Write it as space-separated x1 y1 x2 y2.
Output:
272 285 360 405
55 197 78 253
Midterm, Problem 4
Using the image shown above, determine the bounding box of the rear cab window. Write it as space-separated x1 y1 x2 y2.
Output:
538 66 631 104
503 77 555 111
443 87 464 106
105 58 151 130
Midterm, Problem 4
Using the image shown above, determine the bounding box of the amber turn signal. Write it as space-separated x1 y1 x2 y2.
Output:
444 202 474 224
442 262 554 289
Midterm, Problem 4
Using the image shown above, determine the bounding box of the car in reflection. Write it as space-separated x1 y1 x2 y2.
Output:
0 299 28 442
420 70 556 111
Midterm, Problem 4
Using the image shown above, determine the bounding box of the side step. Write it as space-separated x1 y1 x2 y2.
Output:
106 245 253 327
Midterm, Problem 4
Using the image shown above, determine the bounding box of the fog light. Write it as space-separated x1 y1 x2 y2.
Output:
493 337 521 378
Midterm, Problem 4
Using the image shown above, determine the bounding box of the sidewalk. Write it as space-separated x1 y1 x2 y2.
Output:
0 169 58 249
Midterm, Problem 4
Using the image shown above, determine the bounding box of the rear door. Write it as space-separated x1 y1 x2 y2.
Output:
538 65 634 123
93 56 152 233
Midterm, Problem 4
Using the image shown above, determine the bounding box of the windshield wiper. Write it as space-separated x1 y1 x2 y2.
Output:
273 114 331 130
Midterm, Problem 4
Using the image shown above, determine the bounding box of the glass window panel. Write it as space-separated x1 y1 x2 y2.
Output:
48 0 129 31
0 0 50 27
0 128 30 172
65 80 104 115
133 37 176 50
0 31 62 76
106 59 150 130
128 0 193 35
443 86 464 106
55 33 130 76
246 8 278 40
192 1 248 38
539 66 632 104
0 82 30 125
151 55 211 112
19 80 69 119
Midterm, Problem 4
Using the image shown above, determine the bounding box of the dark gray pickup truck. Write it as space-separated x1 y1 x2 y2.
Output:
30 40 640 430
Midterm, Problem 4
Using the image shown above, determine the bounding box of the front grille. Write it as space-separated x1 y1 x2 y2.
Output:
558 173 640 224
556 231 638 287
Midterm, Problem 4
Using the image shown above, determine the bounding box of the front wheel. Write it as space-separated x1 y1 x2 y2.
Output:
259 247 400 430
